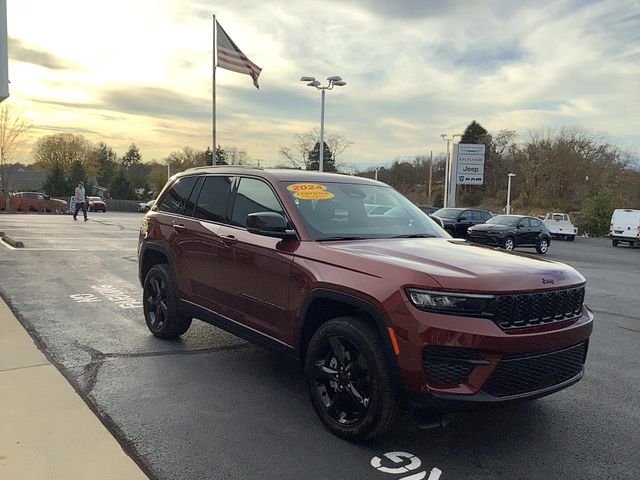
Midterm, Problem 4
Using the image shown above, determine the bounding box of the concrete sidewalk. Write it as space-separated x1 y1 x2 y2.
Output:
0 299 149 480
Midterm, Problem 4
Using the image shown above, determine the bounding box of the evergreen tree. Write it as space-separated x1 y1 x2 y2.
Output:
122 143 142 169
68 160 88 191
95 142 118 186
43 162 70 197
307 141 336 172
109 167 136 199
215 145 228 165
460 120 488 144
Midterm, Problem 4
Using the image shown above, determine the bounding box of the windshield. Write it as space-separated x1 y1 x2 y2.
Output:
486 215 519 226
283 181 447 240
432 208 461 219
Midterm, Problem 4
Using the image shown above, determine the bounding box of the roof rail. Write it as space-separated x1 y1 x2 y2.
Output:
185 164 263 172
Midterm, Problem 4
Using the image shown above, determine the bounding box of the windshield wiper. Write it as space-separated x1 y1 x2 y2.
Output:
389 233 437 238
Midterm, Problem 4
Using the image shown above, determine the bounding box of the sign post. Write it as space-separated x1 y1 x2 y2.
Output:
0 0 7 102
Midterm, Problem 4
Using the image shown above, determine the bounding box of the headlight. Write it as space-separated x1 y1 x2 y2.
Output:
406 288 495 316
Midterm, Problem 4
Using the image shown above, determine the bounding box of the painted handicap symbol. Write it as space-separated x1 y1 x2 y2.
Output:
371 451 442 480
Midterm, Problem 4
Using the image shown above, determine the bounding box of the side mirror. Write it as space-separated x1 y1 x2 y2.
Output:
458 216 467 221
517 224 524 228
247 212 297 239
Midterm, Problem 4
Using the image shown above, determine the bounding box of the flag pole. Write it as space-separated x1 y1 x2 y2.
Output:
212 14 217 165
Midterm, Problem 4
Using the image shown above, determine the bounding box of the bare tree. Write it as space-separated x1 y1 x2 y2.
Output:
279 128 353 170
0 105 30 193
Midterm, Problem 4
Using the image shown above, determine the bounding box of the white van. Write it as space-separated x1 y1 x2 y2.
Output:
610 209 640 247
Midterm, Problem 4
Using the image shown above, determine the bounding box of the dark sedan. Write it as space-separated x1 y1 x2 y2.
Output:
468 215 552 254
432 207 493 238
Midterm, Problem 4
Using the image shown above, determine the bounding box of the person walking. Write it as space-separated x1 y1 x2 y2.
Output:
73 181 88 221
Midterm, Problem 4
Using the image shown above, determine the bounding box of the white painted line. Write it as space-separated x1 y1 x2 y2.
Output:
0 237 17 250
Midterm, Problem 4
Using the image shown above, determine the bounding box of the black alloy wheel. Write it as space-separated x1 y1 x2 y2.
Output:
305 317 401 440
143 264 191 338
312 335 372 427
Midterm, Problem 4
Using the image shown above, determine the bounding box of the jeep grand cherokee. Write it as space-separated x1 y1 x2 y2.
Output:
138 167 593 440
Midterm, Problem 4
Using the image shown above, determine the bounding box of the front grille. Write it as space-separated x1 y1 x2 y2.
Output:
493 286 584 330
423 346 485 386
483 342 587 398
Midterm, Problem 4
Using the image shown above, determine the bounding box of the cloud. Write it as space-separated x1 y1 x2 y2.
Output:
8 38 76 70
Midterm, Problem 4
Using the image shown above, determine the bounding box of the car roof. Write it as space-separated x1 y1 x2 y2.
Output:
175 166 384 186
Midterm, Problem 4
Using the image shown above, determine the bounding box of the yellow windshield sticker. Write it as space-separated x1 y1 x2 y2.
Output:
293 190 335 200
287 183 328 192
287 183 334 200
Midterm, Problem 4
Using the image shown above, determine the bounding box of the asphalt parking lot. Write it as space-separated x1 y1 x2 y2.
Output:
1 212 638 480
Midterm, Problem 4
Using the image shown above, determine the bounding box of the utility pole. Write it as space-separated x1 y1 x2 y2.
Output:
428 150 433 202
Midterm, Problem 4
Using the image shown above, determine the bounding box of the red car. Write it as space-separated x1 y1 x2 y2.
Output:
12 192 68 213
87 196 107 212
138 168 593 440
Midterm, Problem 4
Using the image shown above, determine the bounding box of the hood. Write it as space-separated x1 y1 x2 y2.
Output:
322 238 583 292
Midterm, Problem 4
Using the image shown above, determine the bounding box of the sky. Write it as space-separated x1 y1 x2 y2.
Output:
5 0 640 169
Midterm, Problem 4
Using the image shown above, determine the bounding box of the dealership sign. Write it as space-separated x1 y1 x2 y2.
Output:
456 144 485 185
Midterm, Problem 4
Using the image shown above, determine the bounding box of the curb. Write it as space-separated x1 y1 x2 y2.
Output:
0 232 24 248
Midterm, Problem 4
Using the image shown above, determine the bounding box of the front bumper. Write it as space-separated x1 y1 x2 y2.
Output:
392 302 594 403
469 234 503 246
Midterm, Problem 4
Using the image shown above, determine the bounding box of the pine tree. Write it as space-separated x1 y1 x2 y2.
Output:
460 121 488 144
122 143 142 169
43 162 70 198
215 145 228 165
109 167 136 199
68 160 88 192
307 141 336 172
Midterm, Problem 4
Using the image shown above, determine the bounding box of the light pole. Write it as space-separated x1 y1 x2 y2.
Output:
440 133 461 208
300 75 347 172
506 173 516 214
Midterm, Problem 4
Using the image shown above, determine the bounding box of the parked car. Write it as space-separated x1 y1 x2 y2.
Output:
138 167 592 440
609 209 640 247
468 214 552 254
137 199 156 213
87 196 107 212
543 212 577 241
417 205 439 215
431 207 493 238
12 192 68 214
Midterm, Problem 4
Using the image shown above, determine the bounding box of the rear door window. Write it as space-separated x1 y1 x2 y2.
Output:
193 176 233 223
230 177 285 228
157 176 198 216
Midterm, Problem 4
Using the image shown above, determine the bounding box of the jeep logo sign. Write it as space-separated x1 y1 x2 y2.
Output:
456 144 485 185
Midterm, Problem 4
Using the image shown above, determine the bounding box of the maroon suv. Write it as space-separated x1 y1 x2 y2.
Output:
138 167 593 440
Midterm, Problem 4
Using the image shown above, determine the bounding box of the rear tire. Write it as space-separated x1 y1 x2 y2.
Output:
143 264 191 338
305 317 401 441
536 237 550 254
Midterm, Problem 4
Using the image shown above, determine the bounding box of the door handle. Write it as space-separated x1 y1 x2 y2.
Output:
221 234 237 245
173 224 186 232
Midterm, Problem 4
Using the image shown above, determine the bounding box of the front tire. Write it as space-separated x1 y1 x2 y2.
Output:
503 236 515 251
536 237 550 254
305 317 401 441
143 264 191 338
612 239 619 247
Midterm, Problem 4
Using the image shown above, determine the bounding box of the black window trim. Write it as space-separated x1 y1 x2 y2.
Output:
156 174 200 219
225 175 300 239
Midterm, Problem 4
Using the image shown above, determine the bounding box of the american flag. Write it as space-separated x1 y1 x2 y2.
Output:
216 21 262 89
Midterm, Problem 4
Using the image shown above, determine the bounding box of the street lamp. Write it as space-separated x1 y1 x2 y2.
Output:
300 75 347 172
440 133 462 208
506 173 516 214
